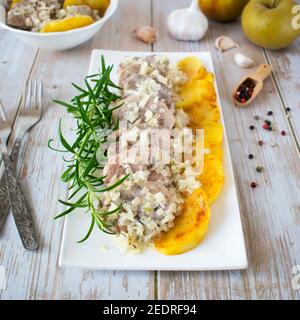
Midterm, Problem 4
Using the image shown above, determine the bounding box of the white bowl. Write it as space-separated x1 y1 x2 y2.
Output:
0 0 118 51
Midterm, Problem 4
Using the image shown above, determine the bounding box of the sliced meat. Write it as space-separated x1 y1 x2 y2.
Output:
120 184 143 202
103 163 125 184
159 84 174 109
146 181 175 203
122 74 148 92
148 170 171 186
7 12 32 30
156 100 175 129
119 62 141 87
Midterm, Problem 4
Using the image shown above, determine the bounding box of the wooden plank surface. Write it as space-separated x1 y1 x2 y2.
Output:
263 0 300 147
0 30 38 122
0 0 300 300
153 0 300 300
0 0 155 300
264 40 300 149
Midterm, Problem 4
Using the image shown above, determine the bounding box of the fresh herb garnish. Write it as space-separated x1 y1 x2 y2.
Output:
49 56 128 242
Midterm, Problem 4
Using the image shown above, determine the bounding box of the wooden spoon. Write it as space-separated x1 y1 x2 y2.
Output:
233 64 272 107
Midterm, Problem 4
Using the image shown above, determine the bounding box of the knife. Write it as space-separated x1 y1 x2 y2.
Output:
0 134 22 232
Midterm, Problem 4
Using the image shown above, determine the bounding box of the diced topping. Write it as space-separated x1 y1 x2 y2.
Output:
101 55 196 252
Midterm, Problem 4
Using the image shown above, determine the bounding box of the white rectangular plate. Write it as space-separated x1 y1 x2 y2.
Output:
59 50 248 271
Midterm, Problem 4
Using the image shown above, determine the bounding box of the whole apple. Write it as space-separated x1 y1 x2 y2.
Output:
242 0 300 50
199 0 249 22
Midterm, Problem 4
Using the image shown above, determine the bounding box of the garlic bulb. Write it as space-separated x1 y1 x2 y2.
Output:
167 0 208 41
234 52 256 68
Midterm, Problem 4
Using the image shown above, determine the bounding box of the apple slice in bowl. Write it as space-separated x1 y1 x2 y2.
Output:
0 0 118 51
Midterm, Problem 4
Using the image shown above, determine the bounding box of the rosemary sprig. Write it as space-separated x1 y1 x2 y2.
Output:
49 56 128 242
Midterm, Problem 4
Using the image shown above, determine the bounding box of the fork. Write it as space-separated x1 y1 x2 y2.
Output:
0 81 42 249
0 81 43 234
0 101 38 250
10 80 43 156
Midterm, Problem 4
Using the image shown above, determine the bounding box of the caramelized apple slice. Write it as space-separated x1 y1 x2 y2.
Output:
40 15 94 33
199 155 225 204
154 189 210 255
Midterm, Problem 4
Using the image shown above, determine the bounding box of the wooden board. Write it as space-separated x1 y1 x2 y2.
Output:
264 41 300 149
0 0 155 300
0 0 300 300
152 0 300 300
0 30 38 122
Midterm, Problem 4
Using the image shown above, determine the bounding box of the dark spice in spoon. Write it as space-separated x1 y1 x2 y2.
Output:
234 78 256 104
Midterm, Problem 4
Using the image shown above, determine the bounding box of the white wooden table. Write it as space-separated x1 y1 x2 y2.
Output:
0 0 300 300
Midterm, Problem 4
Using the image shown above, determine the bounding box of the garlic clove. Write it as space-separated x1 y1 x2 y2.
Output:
215 36 239 52
234 52 256 68
132 26 156 44
167 0 208 42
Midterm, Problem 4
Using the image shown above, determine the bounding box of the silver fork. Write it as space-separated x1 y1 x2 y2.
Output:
10 81 43 155
0 81 42 249
0 81 43 233
0 101 38 250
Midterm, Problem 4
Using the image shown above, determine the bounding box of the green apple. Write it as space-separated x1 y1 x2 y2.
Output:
199 0 249 22
242 0 300 50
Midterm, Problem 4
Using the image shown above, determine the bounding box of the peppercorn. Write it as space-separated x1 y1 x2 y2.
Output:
265 120 272 126
268 127 273 131
286 108 291 112
234 78 256 103
281 130 287 136
258 140 264 146
267 111 273 116
250 182 257 188
256 166 264 173
249 125 255 130
254 115 259 120
248 154 254 159
263 123 269 130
